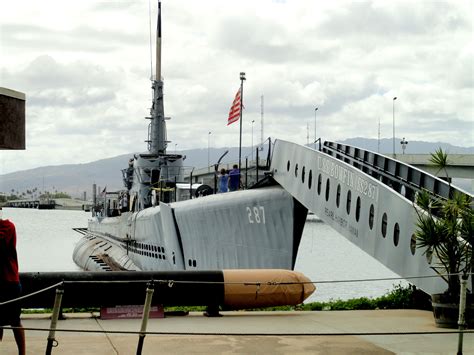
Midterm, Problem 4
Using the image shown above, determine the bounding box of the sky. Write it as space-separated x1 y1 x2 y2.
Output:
1 0 473 175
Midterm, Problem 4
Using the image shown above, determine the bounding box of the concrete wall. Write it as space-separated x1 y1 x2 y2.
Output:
396 154 474 179
0 87 26 150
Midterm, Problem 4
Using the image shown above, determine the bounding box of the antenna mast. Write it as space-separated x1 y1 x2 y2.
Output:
155 0 161 81
148 0 167 155
260 95 264 147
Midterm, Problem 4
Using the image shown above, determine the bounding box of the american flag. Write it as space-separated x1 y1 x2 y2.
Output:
227 88 242 125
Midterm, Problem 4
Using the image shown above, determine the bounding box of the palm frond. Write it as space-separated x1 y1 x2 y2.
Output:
415 189 441 215
429 147 449 167
429 147 450 180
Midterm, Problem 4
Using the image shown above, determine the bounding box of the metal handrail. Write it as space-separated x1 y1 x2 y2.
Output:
322 141 473 205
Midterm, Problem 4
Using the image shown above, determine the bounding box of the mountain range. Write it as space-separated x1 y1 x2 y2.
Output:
1 138 472 198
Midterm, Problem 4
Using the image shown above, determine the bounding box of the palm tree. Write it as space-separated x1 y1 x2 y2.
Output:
415 190 473 299
415 148 473 299
429 147 451 184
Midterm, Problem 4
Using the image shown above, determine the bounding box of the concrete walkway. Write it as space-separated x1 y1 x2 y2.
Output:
1 310 472 354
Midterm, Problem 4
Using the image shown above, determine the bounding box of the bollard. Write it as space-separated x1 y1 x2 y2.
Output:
45 285 64 355
456 274 468 355
136 281 155 355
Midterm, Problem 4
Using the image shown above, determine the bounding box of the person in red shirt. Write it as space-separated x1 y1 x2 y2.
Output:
0 208 25 355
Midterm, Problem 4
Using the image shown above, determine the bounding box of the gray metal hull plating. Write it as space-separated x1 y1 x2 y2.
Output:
73 186 306 272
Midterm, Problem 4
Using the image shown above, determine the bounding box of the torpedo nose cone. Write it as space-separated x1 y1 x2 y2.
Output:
223 269 316 309
293 270 316 301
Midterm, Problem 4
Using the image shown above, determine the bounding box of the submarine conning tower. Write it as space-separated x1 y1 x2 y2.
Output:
124 1 184 211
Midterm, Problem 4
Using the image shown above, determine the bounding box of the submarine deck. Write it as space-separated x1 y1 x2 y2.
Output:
2 310 473 354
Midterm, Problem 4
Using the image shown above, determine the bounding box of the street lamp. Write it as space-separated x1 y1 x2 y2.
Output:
314 107 318 149
207 131 211 172
392 97 397 156
174 143 177 154
251 120 255 161
400 137 408 154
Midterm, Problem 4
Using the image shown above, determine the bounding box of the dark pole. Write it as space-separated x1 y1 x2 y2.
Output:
256 147 259 184
214 164 218 194
392 96 397 156
267 137 272 168
314 107 318 149
245 157 248 189
189 169 194 199
239 72 246 172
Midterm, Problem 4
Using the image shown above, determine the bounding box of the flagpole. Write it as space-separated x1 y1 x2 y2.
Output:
239 72 246 171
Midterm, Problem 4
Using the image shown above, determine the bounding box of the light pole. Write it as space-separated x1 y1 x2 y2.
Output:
392 97 397 156
238 72 246 172
400 137 408 154
174 143 177 154
314 107 318 149
207 131 211 172
251 120 255 161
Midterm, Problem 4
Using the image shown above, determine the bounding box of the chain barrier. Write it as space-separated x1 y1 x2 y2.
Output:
0 281 63 306
1 272 473 306
1 324 473 337
1 272 472 354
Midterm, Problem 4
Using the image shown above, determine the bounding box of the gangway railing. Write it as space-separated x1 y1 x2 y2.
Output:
321 142 473 284
322 141 472 207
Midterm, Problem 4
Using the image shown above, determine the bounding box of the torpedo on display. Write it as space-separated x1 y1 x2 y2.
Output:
19 269 315 310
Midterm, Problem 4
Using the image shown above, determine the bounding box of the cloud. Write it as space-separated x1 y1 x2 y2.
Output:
318 1 469 38
2 55 122 91
0 0 472 176
0 24 143 54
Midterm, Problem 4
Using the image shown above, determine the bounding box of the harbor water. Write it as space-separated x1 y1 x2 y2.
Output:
3 208 406 303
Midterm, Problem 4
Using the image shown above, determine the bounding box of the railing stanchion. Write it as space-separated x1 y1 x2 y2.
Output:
457 274 468 355
45 284 64 355
136 281 155 355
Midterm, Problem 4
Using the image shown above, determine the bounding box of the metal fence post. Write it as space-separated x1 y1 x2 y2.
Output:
457 274 468 355
45 285 64 355
136 281 155 355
